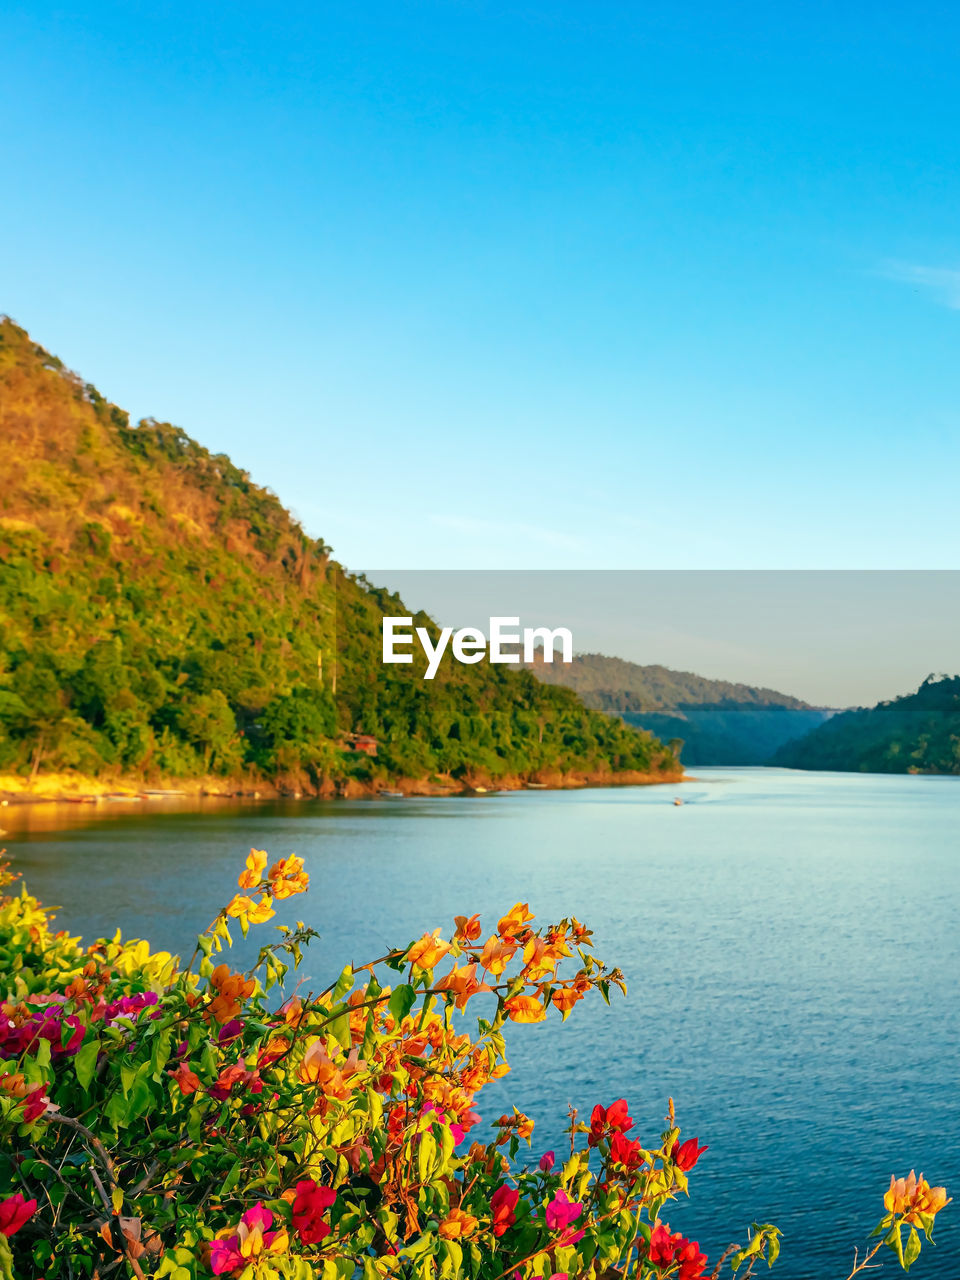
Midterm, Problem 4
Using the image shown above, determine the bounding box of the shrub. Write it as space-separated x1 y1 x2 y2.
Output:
0 856 949 1279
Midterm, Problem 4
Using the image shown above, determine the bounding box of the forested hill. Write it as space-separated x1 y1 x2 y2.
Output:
775 675 960 774
527 653 832 765
0 318 680 794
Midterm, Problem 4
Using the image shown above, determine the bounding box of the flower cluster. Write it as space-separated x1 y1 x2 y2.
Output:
0 852 948 1280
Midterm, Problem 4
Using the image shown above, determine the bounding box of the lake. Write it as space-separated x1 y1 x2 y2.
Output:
4 768 958 1278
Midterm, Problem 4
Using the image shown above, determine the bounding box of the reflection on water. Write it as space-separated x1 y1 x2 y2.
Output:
4 769 959 1279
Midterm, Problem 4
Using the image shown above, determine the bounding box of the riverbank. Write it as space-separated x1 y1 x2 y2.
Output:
0 765 686 808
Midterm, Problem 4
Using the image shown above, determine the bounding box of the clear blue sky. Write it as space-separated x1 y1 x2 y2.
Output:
3 2 959 570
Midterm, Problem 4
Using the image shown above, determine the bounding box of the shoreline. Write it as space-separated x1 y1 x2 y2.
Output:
0 766 688 815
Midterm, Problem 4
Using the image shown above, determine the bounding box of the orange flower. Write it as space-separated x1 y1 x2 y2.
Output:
494 1109 535 1143
299 1040 363 1099
207 966 256 1023
169 1063 202 1095
238 848 268 889
478 935 517 976
498 903 534 941
504 994 546 1023
258 1035 291 1068
522 935 569 980
437 1208 478 1240
550 986 584 1018
268 855 309 900
407 929 450 972
884 1172 950 1224
454 913 482 943
569 917 593 944
434 963 491 1011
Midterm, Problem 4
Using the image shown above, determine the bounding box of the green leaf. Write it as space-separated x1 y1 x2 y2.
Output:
388 984 416 1023
73 1039 99 1091
220 1158 242 1196
329 1011 351 1051
417 1130 437 1184
120 1059 138 1096
332 965 354 1001
885 1222 905 1268
151 1027 174 1080
903 1226 921 1271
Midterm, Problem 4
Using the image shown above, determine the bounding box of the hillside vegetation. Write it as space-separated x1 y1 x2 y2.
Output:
775 675 960 774
528 653 831 765
0 318 679 793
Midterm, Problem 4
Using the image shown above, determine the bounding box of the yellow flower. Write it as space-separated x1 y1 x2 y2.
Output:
238 848 268 889
268 855 309 899
226 893 275 925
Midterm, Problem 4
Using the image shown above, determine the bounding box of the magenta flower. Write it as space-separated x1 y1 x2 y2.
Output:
209 1236 242 1275
539 1150 556 1172
544 1189 582 1232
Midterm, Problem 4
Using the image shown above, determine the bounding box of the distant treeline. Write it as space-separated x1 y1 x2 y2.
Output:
775 675 960 774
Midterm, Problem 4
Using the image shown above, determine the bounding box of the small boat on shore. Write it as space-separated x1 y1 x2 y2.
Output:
379 789 404 798
524 782 547 790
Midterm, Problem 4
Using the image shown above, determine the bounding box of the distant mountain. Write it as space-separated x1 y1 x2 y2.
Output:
527 653 833 765
0 318 681 794
775 675 960 774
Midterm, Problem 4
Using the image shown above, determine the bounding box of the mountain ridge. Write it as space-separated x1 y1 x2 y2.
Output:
527 652 834 765
0 317 681 796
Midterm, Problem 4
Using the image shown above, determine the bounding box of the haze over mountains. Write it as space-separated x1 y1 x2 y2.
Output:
527 653 834 764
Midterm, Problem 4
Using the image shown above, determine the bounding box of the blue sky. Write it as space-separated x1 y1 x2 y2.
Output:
3 1 960 570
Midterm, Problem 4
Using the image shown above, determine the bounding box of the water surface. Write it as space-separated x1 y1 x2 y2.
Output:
5 769 958 1278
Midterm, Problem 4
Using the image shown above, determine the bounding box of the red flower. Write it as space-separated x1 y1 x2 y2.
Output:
0 1193 37 1238
672 1137 708 1172
169 1062 202 1096
588 1098 634 1146
646 1221 707 1278
490 1185 519 1237
292 1179 337 1245
609 1130 644 1171
648 1221 677 1265
677 1238 708 1279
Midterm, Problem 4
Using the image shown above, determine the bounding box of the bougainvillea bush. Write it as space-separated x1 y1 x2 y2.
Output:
0 852 949 1280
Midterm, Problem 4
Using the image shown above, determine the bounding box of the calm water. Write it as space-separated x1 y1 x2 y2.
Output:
5 769 959 1278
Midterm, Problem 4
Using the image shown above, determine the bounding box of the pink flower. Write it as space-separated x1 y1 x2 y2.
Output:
544 1189 582 1231
209 1236 243 1275
539 1150 556 1172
